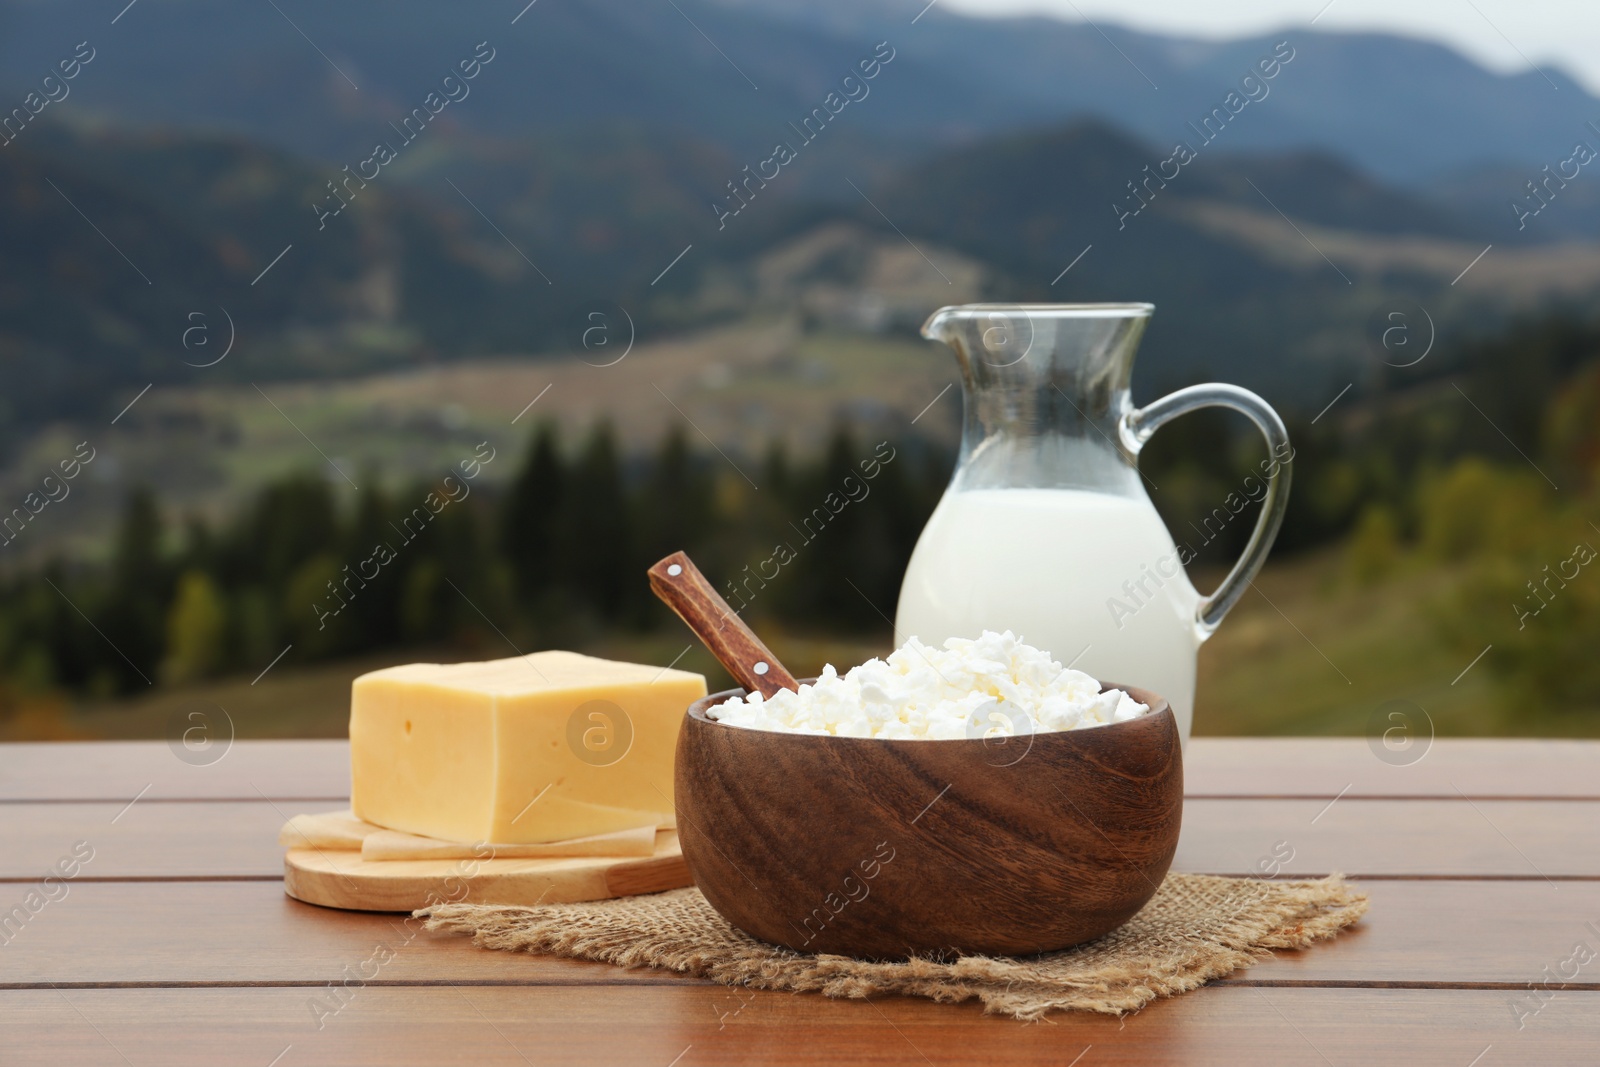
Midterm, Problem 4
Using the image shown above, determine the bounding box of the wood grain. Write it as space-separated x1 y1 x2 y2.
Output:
0 800 287 880
1184 737 1600 798
0 740 349 801
10 738 1596 802
1 986 1589 1066
0 880 707 987
5 739 1599 1066
647 551 799 698
7 796 1599 881
677 686 1182 957
283 832 690 912
6 879 1597 987
1172 796 1600 879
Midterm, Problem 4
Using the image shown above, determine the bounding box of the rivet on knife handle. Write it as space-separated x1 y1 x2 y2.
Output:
647 551 800 698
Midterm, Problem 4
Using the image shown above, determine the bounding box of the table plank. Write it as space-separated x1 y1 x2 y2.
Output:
0 985 1582 1066
0 800 287 880
1218 878 1599 986
0 741 349 802
1184 738 1600 798
6 798 1596 880
1173 797 1600 879
0 881 705 988
4 879 1597 989
5 741 1594 1067
7 738 1598 802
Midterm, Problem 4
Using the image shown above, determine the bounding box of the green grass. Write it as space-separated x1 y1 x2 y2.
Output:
1194 550 1598 738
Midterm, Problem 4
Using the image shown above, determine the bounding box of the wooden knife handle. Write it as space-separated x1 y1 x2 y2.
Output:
647 551 800 698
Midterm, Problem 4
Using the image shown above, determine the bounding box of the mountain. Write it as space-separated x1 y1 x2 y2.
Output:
12 112 1591 437
0 0 985 172
4 0 1594 190
798 121 1515 399
719 0 1600 188
0 124 710 430
1434 159 1600 244
6 0 1600 434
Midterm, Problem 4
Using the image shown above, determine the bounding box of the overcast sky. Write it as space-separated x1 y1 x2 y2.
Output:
945 0 1600 94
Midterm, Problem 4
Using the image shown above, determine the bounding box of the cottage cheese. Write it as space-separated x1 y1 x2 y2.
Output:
712 630 1148 739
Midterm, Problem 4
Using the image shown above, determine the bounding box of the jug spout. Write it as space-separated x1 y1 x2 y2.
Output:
921 306 959 344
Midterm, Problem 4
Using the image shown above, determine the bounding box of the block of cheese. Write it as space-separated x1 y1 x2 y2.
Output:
349 652 706 845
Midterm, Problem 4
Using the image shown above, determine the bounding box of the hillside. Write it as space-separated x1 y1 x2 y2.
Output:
0 317 963 565
865 121 1600 397
4 0 1596 185
0 0 980 166
10 115 1600 504
1 129 571 421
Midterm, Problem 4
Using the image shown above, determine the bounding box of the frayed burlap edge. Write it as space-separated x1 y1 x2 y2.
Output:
419 873 1367 1021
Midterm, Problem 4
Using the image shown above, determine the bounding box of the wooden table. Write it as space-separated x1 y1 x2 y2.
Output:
3 738 1596 1065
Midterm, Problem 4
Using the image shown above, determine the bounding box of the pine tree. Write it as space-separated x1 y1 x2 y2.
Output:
502 421 564 612
431 488 505 646
634 424 714 584
228 474 341 590
557 422 631 620
100 487 168 690
805 426 898 628
341 478 400 648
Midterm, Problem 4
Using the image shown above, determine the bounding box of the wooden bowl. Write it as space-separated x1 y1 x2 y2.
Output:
674 683 1181 960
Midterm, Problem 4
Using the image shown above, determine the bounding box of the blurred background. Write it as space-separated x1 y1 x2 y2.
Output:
1 0 1596 741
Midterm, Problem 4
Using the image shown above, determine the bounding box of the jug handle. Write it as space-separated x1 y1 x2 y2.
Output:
1120 383 1292 635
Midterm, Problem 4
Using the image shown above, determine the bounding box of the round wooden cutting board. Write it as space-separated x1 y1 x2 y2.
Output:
284 830 690 912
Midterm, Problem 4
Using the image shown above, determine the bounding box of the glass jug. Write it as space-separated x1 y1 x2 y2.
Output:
894 304 1291 741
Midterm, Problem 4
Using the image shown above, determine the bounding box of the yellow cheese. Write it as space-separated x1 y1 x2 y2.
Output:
349 652 705 845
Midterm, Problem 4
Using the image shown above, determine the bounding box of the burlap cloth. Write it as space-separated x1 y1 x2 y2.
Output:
419 873 1366 1021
